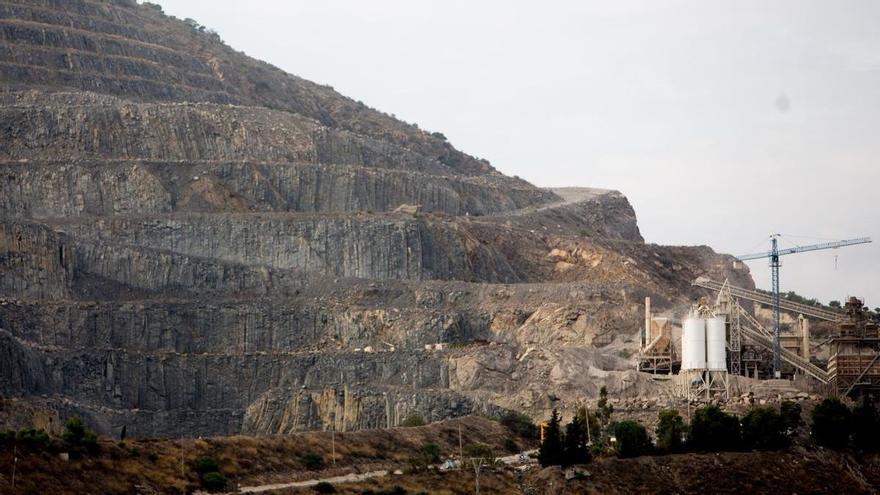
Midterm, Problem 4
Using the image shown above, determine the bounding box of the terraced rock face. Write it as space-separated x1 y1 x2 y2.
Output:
0 0 753 437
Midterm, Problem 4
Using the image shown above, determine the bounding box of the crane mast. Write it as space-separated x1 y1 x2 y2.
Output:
737 235 872 377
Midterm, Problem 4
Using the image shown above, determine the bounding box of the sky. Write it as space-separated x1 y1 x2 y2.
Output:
157 0 879 308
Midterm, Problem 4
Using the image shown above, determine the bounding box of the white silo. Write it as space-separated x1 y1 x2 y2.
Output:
681 316 706 370
706 316 727 371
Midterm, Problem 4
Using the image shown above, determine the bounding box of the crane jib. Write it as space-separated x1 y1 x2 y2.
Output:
736 237 872 261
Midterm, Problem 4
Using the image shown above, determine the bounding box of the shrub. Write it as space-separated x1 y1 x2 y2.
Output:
430 131 447 141
596 387 613 426
314 481 336 493
499 411 538 439
741 406 787 450
811 398 851 449
18 428 51 449
689 405 741 451
612 420 652 458
503 437 519 453
463 442 495 460
201 471 228 492
63 417 99 452
63 416 87 444
400 414 425 427
538 409 564 467
377 487 407 495
851 400 880 452
302 452 324 470
420 443 441 463
655 410 686 453
196 456 220 474
779 400 803 434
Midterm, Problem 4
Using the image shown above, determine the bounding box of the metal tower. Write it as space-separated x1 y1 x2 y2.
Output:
737 235 872 377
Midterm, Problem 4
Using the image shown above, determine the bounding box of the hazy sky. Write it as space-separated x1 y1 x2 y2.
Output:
158 1 878 307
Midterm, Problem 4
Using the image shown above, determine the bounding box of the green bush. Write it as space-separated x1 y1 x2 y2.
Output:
612 420 652 458
62 416 87 443
689 405 741 452
851 400 879 452
302 451 324 470
420 443 441 463
811 398 851 449
499 411 538 439
655 410 686 453
63 417 99 452
503 437 519 453
377 487 407 495
596 386 614 426
18 428 51 449
201 471 228 492
400 414 425 427
779 400 803 434
463 442 495 460
741 406 787 450
314 481 336 493
195 456 220 474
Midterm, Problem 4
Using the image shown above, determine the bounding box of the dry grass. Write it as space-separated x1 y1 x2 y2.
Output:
0 415 533 494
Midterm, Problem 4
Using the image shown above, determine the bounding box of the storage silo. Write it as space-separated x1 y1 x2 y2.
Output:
681 316 706 370
706 316 727 371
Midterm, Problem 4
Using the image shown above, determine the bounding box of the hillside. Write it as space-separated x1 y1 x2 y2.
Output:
0 0 753 438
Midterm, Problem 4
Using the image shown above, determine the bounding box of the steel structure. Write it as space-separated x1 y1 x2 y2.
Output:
698 277 831 383
693 277 843 322
736 236 872 376
829 297 880 398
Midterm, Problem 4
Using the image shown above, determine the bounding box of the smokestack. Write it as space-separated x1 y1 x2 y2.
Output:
800 315 810 360
644 297 651 348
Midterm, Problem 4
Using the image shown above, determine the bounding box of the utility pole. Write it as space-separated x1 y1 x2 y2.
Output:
458 424 463 467
331 413 336 466
11 445 17 489
471 458 484 495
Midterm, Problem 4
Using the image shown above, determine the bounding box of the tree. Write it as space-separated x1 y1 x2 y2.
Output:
596 386 613 427
420 443 441 463
63 416 99 452
829 300 842 309
499 411 538 440
689 405 741 451
810 398 851 449
538 409 564 467
562 415 591 466
314 482 337 493
577 407 601 447
851 398 880 452
612 420 652 458
301 452 325 470
655 409 686 453
741 406 787 450
201 471 228 492
462 443 495 460
401 414 425 427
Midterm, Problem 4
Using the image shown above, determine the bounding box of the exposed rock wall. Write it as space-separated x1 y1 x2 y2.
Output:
0 0 755 438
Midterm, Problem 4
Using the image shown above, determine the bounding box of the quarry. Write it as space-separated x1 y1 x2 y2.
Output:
0 1 878 493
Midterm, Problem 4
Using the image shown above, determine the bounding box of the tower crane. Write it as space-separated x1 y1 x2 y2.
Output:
737 235 872 377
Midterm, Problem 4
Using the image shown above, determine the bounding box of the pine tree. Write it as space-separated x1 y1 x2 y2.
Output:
538 409 564 467
597 386 613 427
563 415 591 466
